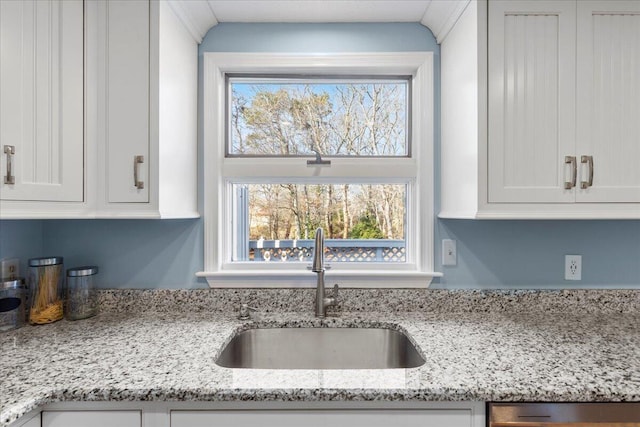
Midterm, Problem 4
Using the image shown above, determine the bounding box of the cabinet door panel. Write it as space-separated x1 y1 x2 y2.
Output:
488 0 576 203
576 1 640 203
105 0 149 203
0 0 83 202
171 410 471 427
42 410 141 427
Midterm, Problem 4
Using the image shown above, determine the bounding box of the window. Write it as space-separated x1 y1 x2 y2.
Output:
200 53 438 287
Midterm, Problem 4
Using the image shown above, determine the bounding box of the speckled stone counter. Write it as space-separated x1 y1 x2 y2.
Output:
1 290 639 426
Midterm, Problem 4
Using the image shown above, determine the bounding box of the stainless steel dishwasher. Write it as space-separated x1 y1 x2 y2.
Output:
489 402 640 426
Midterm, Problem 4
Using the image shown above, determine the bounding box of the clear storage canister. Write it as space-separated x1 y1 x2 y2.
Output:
65 266 98 320
0 278 26 331
28 257 64 324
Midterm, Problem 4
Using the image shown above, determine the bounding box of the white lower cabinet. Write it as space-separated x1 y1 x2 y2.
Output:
9 413 40 427
20 417 39 427
41 410 141 427
171 409 473 427
10 402 485 427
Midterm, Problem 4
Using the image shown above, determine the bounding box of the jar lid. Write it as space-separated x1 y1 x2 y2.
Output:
29 256 63 267
67 266 98 277
0 277 25 290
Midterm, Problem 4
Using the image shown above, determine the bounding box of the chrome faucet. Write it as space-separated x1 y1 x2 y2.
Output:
312 227 338 317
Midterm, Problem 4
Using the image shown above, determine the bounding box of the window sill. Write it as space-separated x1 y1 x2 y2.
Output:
195 270 443 288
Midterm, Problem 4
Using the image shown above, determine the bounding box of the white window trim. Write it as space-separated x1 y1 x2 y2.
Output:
197 52 442 288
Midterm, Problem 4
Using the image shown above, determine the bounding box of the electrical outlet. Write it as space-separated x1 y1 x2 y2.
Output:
442 239 457 266
565 255 582 281
0 258 19 280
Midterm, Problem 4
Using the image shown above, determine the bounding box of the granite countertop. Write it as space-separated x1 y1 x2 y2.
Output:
1 289 639 426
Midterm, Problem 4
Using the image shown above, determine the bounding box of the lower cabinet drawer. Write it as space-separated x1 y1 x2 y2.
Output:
171 409 472 427
42 410 141 427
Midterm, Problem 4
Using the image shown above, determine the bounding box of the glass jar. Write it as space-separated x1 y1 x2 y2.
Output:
28 257 64 324
0 278 26 331
65 266 98 320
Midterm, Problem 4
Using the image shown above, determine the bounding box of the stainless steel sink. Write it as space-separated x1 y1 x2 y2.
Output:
216 327 425 369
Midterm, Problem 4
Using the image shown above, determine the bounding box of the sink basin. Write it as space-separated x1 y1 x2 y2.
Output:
216 327 425 369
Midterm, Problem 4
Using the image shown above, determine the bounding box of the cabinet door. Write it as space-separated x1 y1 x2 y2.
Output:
11 413 40 427
104 0 149 203
171 410 471 427
488 0 576 203
42 410 141 427
576 1 640 203
0 0 83 202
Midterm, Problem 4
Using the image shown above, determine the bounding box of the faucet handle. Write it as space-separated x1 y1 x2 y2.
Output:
238 303 257 320
324 284 339 314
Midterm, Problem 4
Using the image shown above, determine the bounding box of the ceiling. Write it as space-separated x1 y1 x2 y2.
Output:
167 0 471 44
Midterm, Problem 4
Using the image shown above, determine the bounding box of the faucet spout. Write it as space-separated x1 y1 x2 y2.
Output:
312 227 324 272
312 227 338 317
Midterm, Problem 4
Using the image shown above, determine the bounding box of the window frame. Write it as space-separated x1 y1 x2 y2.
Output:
198 52 441 288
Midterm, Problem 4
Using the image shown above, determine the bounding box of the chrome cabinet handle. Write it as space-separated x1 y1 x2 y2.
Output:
580 155 594 189
3 145 15 185
564 156 577 189
133 155 144 189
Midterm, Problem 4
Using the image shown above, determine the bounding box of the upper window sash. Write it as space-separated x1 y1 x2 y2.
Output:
226 74 412 158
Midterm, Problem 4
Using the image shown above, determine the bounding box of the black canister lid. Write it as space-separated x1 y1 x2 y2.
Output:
28 256 63 267
0 277 25 290
67 266 98 277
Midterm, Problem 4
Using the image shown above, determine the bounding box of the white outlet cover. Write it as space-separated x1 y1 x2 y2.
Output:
442 239 457 266
565 255 582 281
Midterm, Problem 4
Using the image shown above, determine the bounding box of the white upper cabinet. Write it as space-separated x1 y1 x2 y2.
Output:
488 0 576 203
93 0 199 218
441 0 640 219
103 0 150 204
576 0 640 203
0 0 198 219
0 0 84 203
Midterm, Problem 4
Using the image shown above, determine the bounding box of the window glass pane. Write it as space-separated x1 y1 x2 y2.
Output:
232 183 406 263
228 76 409 157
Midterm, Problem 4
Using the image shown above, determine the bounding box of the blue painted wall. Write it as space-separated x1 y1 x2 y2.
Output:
0 22 638 288
41 220 203 288
0 220 44 279
437 220 640 288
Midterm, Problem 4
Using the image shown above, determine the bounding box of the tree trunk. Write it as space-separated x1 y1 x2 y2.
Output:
303 185 311 239
286 184 302 240
325 185 334 237
383 191 393 238
342 184 350 239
